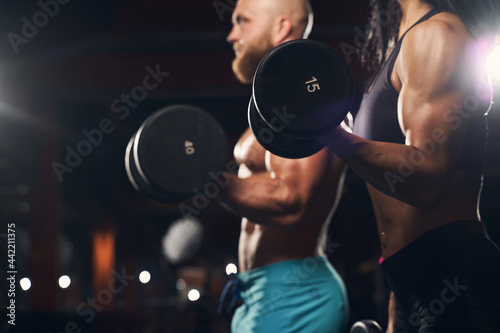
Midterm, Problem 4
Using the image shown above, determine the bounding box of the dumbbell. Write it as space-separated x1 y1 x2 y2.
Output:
248 39 354 158
125 104 228 203
349 320 383 333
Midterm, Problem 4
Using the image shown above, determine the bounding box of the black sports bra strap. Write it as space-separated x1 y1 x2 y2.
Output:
398 8 444 42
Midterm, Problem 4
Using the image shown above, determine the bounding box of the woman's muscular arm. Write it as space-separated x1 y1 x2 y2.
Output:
320 19 478 211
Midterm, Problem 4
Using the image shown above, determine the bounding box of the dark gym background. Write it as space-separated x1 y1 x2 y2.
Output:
0 1 499 332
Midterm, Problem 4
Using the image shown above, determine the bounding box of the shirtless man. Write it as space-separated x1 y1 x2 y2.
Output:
217 0 349 331
320 0 500 331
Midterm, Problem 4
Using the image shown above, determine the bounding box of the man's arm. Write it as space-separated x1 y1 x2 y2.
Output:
320 19 476 211
218 148 345 229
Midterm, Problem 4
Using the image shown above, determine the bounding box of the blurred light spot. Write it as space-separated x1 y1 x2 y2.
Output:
18 202 30 213
161 216 203 264
486 44 500 82
176 278 186 290
20 277 31 291
139 271 151 284
188 289 200 302
225 263 237 275
59 275 71 289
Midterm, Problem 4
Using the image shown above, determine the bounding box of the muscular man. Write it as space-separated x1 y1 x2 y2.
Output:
217 0 349 331
320 0 500 332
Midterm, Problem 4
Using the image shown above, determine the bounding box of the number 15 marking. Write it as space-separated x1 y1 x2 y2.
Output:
305 77 320 93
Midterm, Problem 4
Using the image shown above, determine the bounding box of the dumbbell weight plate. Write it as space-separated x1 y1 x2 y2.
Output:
125 131 183 202
130 105 228 202
253 39 354 139
248 97 324 159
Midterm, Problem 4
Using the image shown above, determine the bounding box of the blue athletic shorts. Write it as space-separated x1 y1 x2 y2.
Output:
231 255 349 333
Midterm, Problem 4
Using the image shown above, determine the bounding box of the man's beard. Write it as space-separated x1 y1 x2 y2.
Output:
232 38 273 84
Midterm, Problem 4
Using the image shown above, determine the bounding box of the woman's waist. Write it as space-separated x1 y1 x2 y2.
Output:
379 219 485 264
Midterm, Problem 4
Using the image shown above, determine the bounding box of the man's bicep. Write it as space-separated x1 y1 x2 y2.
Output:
270 148 336 195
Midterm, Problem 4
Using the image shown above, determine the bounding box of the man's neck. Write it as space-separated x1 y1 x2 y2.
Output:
398 0 434 39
